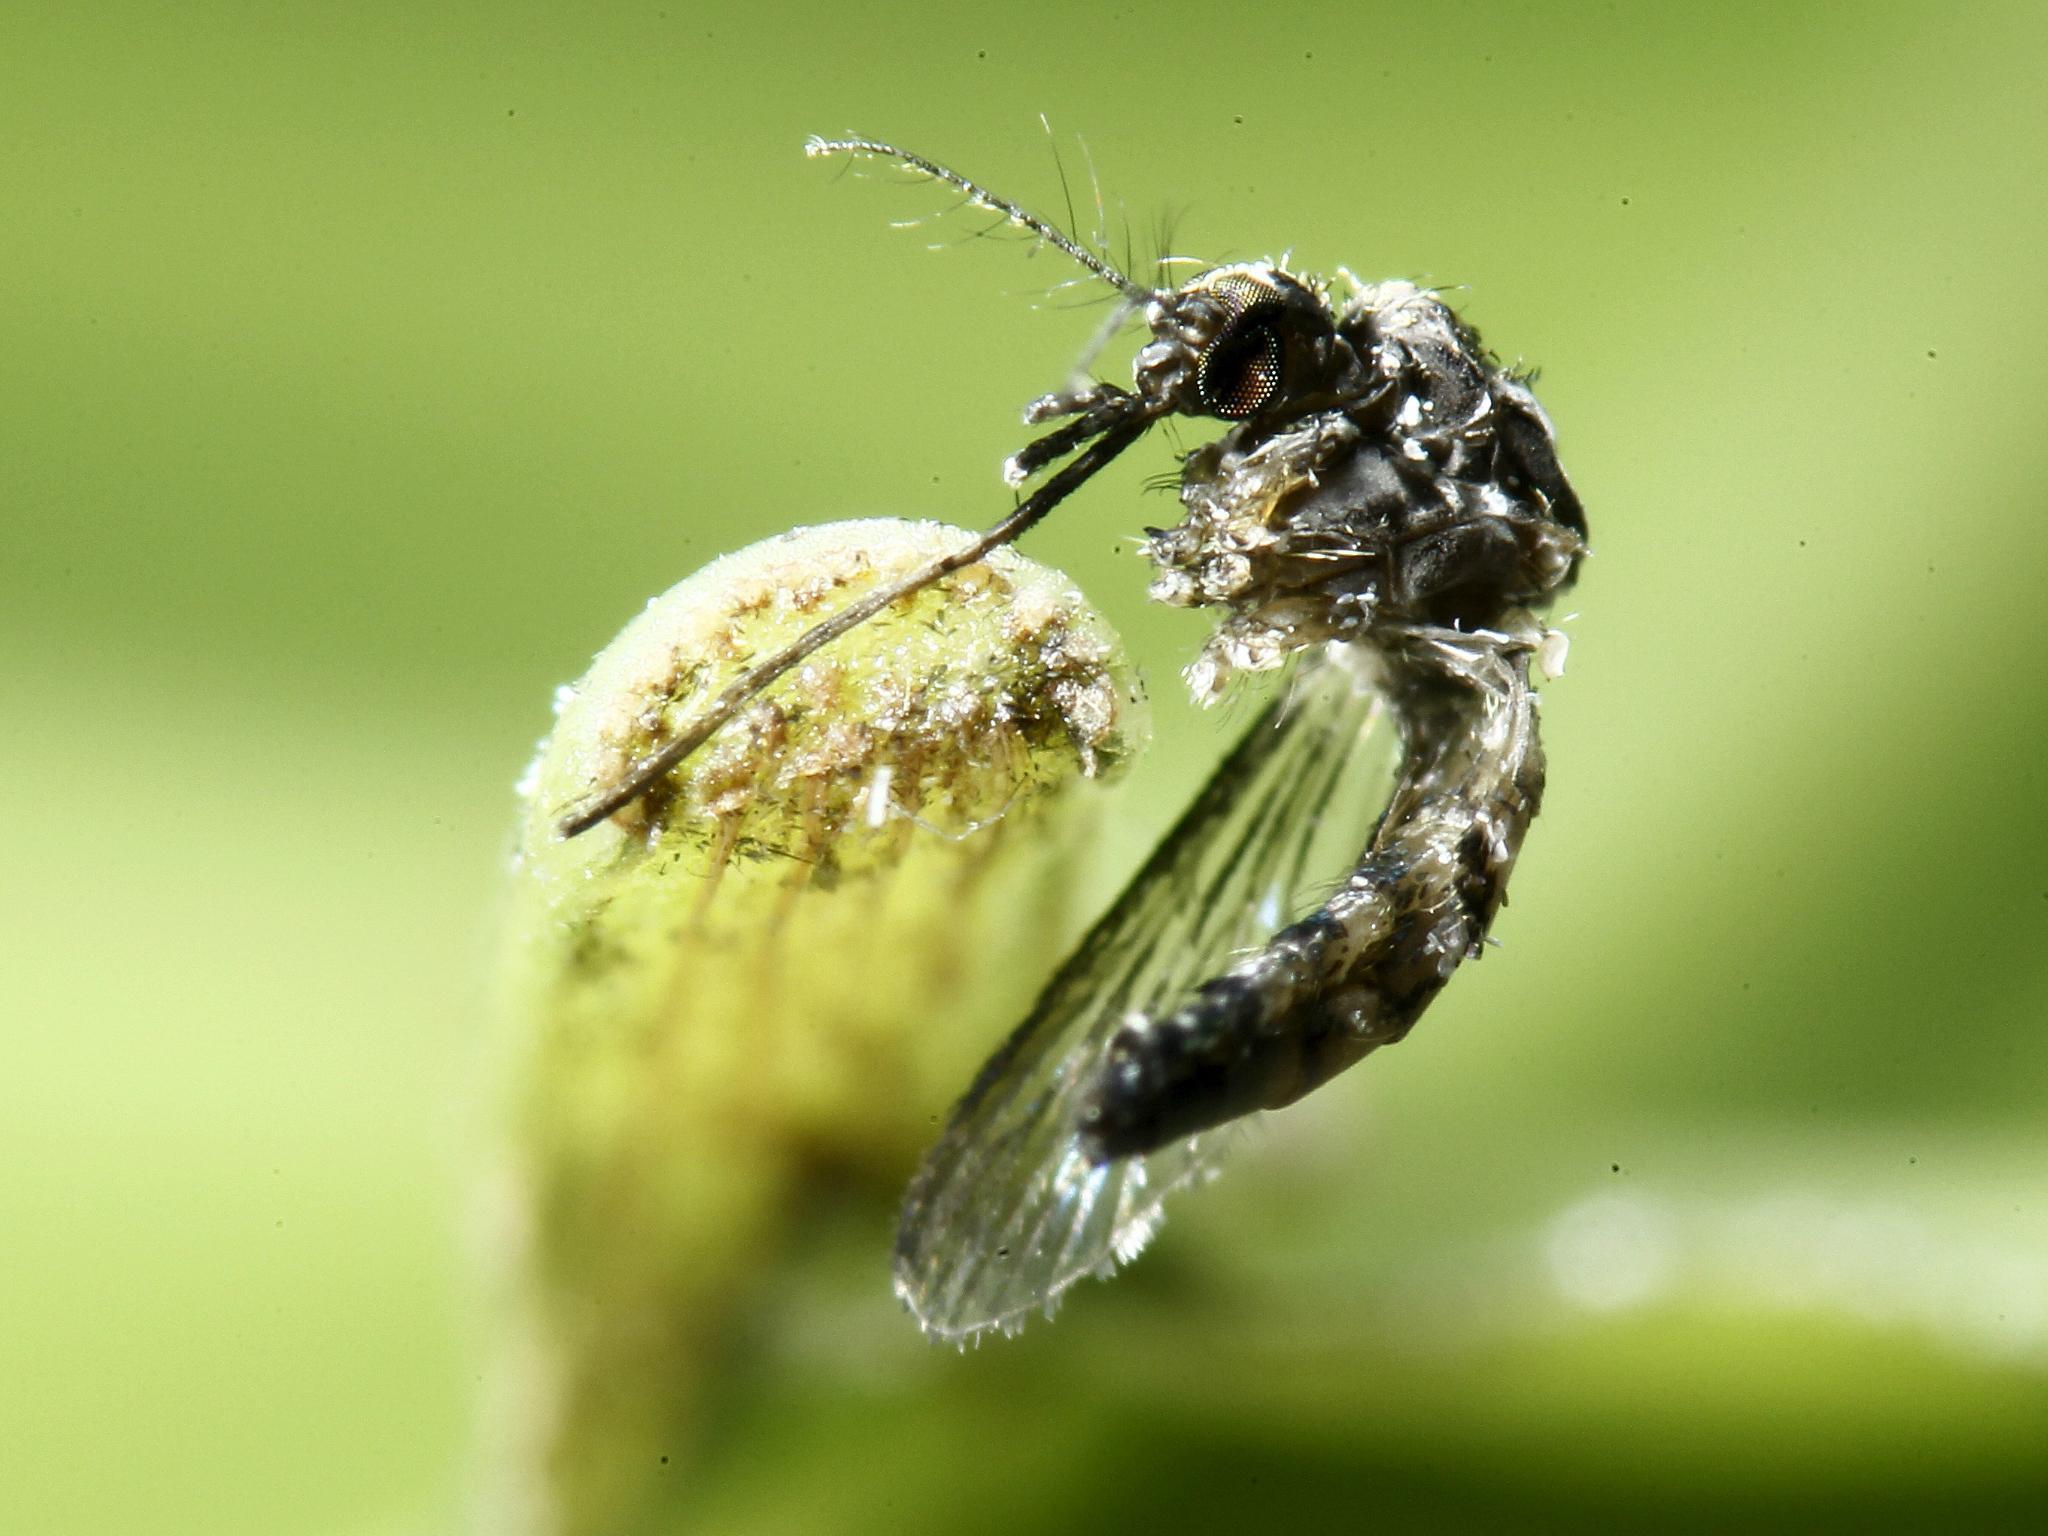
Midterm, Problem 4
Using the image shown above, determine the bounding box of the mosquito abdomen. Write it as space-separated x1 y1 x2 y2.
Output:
1079 632 1544 1162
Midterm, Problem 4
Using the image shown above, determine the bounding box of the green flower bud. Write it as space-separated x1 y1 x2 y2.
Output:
484 518 1142 1536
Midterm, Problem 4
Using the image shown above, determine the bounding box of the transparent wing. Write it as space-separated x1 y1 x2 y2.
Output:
894 648 1397 1340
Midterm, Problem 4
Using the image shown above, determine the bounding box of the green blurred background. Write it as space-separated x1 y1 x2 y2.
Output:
7 1 2048 1531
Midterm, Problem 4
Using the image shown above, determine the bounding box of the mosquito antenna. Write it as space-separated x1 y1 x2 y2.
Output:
1078 134 1109 259
1118 204 1142 306
805 136 1153 303
1149 205 1188 292
555 402 1162 839
1041 116 1084 269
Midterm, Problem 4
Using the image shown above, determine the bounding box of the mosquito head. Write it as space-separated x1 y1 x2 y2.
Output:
809 140 1353 487
807 138 1365 448
1005 264 1360 486
1132 263 1358 425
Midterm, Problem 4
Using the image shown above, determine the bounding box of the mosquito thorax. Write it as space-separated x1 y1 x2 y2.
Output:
1138 274 1586 702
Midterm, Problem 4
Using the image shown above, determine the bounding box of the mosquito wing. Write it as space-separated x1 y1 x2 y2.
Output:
894 647 1397 1340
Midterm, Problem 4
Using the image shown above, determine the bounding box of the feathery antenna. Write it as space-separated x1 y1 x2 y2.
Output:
805 136 1153 302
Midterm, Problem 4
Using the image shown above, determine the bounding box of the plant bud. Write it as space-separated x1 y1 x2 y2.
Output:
484 518 1142 1536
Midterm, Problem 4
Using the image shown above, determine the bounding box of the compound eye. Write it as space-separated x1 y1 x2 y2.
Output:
1196 304 1285 419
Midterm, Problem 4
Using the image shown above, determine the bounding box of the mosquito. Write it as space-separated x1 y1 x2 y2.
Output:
555 136 1588 1341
